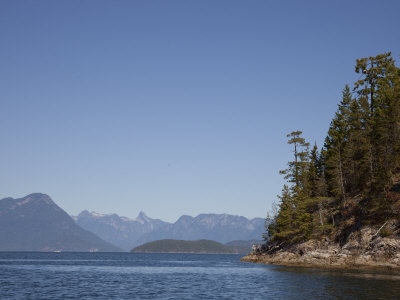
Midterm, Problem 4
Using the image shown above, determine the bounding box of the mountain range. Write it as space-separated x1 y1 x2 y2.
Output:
75 210 265 251
0 193 120 252
0 193 265 252
74 210 167 251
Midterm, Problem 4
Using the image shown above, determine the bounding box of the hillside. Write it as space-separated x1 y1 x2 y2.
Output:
131 239 238 254
243 53 400 270
0 193 121 252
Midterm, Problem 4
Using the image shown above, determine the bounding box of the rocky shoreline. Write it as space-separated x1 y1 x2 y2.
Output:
241 226 400 271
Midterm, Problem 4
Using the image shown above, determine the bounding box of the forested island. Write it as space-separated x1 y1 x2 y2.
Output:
131 239 239 254
242 53 400 270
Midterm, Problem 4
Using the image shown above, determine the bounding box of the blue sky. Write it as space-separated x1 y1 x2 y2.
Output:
1 1 400 222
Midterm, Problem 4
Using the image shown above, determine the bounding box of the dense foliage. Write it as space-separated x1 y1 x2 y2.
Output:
266 53 400 244
131 239 237 254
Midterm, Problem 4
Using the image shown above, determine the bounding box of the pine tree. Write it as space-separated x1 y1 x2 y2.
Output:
271 131 314 242
279 131 310 195
354 52 400 210
265 52 400 245
323 85 352 202
308 144 320 198
267 185 295 241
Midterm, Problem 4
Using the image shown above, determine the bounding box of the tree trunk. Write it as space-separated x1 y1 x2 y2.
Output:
294 141 299 187
318 202 324 226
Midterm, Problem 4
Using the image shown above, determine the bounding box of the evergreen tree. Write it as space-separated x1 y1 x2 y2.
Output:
345 98 369 194
354 52 400 210
279 131 310 195
354 52 395 114
308 144 320 198
270 132 315 243
324 85 352 202
267 185 295 241
265 52 400 245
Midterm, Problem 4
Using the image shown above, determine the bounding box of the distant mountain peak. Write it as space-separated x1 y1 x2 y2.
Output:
75 209 169 251
176 215 193 224
75 210 265 251
18 193 54 206
90 211 108 218
0 194 120 252
136 211 150 224
78 210 92 217
78 210 135 222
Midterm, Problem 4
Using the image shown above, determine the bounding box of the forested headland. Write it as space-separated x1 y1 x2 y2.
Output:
243 53 400 269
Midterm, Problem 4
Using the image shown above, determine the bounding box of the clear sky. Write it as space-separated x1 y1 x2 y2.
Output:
1 1 400 222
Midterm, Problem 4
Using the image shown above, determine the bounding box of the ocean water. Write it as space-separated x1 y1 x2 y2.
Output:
0 252 399 299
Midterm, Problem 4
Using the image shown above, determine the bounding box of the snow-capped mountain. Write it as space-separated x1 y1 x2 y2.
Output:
135 213 265 246
75 210 265 251
75 210 169 251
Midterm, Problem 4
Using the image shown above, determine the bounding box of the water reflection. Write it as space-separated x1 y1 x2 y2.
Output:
271 265 400 299
275 265 400 281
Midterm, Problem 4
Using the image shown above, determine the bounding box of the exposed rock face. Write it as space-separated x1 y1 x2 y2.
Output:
241 224 400 270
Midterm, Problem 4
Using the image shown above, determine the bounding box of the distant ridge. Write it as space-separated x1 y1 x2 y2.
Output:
131 239 238 254
0 193 121 252
75 211 265 250
75 210 169 251
135 213 265 246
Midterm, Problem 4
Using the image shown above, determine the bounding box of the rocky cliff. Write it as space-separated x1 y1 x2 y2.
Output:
241 221 400 270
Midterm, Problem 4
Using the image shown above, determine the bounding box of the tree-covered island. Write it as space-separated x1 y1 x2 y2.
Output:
131 239 239 254
242 52 400 270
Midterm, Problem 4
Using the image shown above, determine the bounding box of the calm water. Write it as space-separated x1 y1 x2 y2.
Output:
0 252 399 299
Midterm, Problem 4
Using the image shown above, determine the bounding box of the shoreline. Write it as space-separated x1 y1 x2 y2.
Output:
240 228 400 273
240 254 400 273
131 251 243 254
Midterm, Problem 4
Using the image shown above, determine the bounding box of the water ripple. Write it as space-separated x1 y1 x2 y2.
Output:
0 252 398 299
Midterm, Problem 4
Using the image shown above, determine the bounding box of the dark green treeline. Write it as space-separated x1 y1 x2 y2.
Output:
266 53 400 244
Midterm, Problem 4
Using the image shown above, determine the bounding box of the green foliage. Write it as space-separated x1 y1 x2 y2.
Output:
324 85 352 201
313 224 334 237
279 131 310 194
308 144 320 197
131 239 237 254
266 52 400 244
